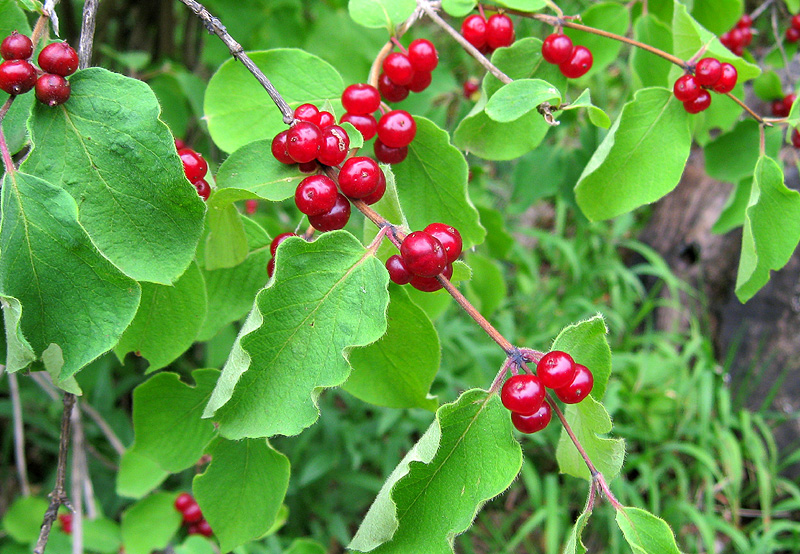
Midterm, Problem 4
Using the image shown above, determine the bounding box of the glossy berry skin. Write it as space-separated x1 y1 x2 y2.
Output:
270 232 297 256
174 138 186 150
377 110 416 148
317 125 350 167
294 103 320 125
408 70 432 93
511 402 552 434
0 60 36 95
786 27 800 43
308 193 351 232
378 73 409 103
559 46 593 79
34 73 71 106
400 231 447 277
694 57 722 86
271 131 295 164
486 14 515 50
195 520 213 537
408 39 438 72
737 14 752 28
536 350 577 389
683 89 711 114
423 223 462 263
792 128 800 148
541 33 573 65
361 169 386 205
1 32 33 60
340 113 377 141
295 175 338 216
554 364 594 404
386 255 413 285
182 503 203 524
338 156 381 198
461 15 487 50
178 148 208 182
409 263 452 292
785 94 797 114
38 42 79 76
245 199 258 214
286 122 322 163
772 98 791 117
174 493 195 512
501 374 545 415
317 111 336 129
298 161 318 173
374 139 408 164
792 14 800 30
267 257 275 277
193 178 211 201
712 63 737 93
673 74 701 102
382 52 415 86
342 83 381 115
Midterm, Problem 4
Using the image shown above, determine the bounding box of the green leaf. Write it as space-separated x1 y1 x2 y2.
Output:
616 507 684 554
204 231 389 439
564 3 630 76
347 0 416 29
214 139 304 203
131 369 219 473
631 14 673 89
563 500 593 554
752 71 785 101
341 121 365 148
116 449 168 499
495 0 545 10
394 117 485 249
691 0 742 35
0 172 141 378
1 496 48 543
83 518 122 554
345 285 439 411
193 438 290 552
484 79 561 123
550 314 612 400
0 296 36 373
735 156 800 302
574 88 691 221
22 68 205 285
203 203 249 270
120 493 182 554
704 120 782 184
285 538 327 554
464 253 506 316
174 535 215 554
349 390 522 553
712 177 750 234
561 89 611 129
441 0 475 17
205 50 344 153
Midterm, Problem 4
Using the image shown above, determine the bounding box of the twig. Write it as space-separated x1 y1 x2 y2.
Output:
42 0 62 36
752 0 778 21
0 96 17 175
771 4 794 86
70 401 84 554
77 0 100 69
8 371 31 496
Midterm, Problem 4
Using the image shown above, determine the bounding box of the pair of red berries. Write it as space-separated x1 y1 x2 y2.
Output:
501 351 595 434
174 493 213 537
460 13 515 53
273 104 351 170
267 231 299 277
672 57 738 114
786 14 800 42
771 93 796 117
380 39 439 99
58 513 73 535
176 142 211 201
720 14 753 55
386 223 462 292
0 33 76 106
541 33 594 79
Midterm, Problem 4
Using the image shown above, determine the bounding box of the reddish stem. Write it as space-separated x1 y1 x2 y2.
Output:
0 96 17 175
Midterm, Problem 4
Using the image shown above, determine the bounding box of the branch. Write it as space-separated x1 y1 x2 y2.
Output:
8 371 31 496
0 96 17 175
77 0 100 69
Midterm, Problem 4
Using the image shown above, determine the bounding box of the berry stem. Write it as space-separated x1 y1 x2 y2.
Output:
369 41 396 88
751 0 777 22
0 95 16 175
390 36 407 54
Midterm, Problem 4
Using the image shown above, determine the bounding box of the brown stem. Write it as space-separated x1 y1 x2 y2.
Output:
69 402 84 554
0 95 17 175
8 371 31 496
77 0 100 69
727 91 768 125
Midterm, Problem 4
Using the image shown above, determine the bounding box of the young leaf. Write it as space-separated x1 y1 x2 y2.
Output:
347 0 416 29
349 390 522 553
120 493 182 554
484 79 561 123
0 172 141 379
193 439 290 552
204 231 389 439
22 68 205 285
561 89 611 129
563 498 593 554
616 506 685 554
550 314 612 398
0 296 36 373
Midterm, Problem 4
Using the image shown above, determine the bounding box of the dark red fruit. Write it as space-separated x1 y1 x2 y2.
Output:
712 63 737 93
294 103 320 125
298 161 318 173
501 374 545 415
178 148 208 182
541 33 573 65
737 14 752 28
408 263 452 292
408 70 432 93
400 231 447 277
536 350 577 390
342 83 381 115
193 178 211 201
270 232 297 256
386 255 413 285
271 131 295 165
37 42 79 76
308 193 351 232
740 27 753 47
423 223 462 263
196 520 213 537
1 32 33 60
182 503 203 524
673 74 701 102
374 139 408 164
408 39 438 72
461 14 487 50
338 156 381 198
463 78 479 99
383 52 415 86
175 493 195 513
245 199 258 214
694 57 722 86
340 113 378 141
377 110 416 148
267 257 275 277
295 174 338 216
683 89 711 113
486 14 515 50
174 138 186 150
772 98 791 117
554 364 594 404
792 128 800 148
511 402 552 434
0 60 36 95
286 122 322 163
59 513 73 535
786 27 800 42
378 72 409 103
317 111 336 129
34 73 71 106
361 169 386 205
792 14 800 30
559 46 593 78
785 94 797 114
317 125 350 167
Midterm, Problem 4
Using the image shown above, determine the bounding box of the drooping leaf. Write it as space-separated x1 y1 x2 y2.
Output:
704 120 782 184
484 79 561 123
564 3 630 76
22 68 205 285
349 390 522 553
1 496 48 543
0 172 141 379
116 449 169 499
631 14 673 89
204 231 389 439
120 493 182 554
616 507 684 554
347 0 416 29
561 89 611 129
0 296 35 373
193 438 290 552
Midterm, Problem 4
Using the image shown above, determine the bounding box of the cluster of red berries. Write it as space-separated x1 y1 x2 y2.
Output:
0 33 77 106
385 223 462 292
720 14 753 55
58 513 73 535
174 493 213 537
672 57 738 114
460 13 516 53
771 93 796 117
541 33 594 79
786 14 800 43
501 351 594 434
378 38 438 101
272 103 351 171
175 139 211 201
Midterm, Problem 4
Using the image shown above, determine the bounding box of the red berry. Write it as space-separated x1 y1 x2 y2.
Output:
728 28 745 47
559 46 593 79
486 14 515 50
377 110 416 148
712 63 737 93
374 139 408 164
270 232 297 256
463 78 480 99
720 31 732 49
785 94 797 114
178 148 208 182
511 402 552 433
342 83 381 115
386 255 413 284
182 503 203 524
792 128 800 148
378 73 409 103
554 364 594 404
59 513 73 535
536 350 577 390
267 257 275 277
408 70 432 93
317 125 350 167
308 193 351 232
286 122 322 163
294 103 320 125
245 199 258 214
193 178 211 201
772 98 790 117
737 14 752 28
786 27 800 42
174 138 187 150
361 169 386 205
673 74 701 102
1 32 33 60
408 263 452 292
317 111 336 129
683 89 712 113
400 231 447 277
694 57 722 86
408 39 438 72
295 174 338 216
174 493 195 513
461 14 487 50
792 14 800 30
38 42 79 76
501 374 545 415
298 161 318 173
383 52 415 86
338 156 381 198
196 520 213 537
423 223 462 263
541 33 573 65
0 60 36 95
34 73 71 106
731 43 745 56
340 113 378 141
740 27 753 47
271 131 295 165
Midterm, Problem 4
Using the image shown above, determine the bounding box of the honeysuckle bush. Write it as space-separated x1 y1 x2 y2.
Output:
2 0 800 553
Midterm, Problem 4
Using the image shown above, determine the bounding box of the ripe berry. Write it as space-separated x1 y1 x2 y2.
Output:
178 148 208 182
308 193 351 232
374 139 408 164
59 513 73 535
400 231 447 277
270 232 297 256
383 52 415 86
683 89 711 113
342 83 381 115
340 113 377 141
267 257 275 277
712 63 737 93
298 161 318 173
182 503 203 524
295 174 338 216
511 402 552 434
463 78 480 99
772 98 789 117
408 70 432 93
317 111 336 129
792 14 800 30
461 14 487 50
174 493 195 512
34 73 71 106
559 46 593 78
377 110 416 148
271 131 295 165
378 73 409 103
785 94 796 113
286 122 322 163
0 60 36 95
245 199 258 214
737 14 752 28
361 169 386 205
536 350 577 389
174 138 187 150
673 74 701 102
541 33 573 65
694 57 722 86
294 103 320 125
338 156 381 198
316 125 350 167
786 27 800 42
554 363 594 404
1 32 33 60
739 27 753 47
409 263 452 292
408 39 438 72
386 255 413 285
193 178 211 201
423 223 462 263
501 374 545 415
791 128 800 148
195 520 213 537
486 14 515 50
38 42 79 76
